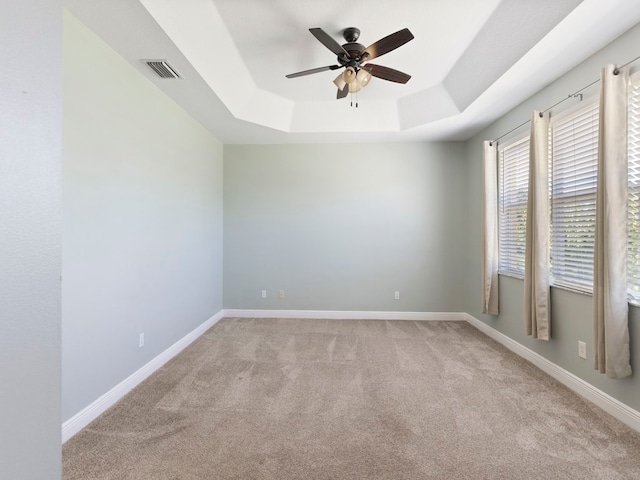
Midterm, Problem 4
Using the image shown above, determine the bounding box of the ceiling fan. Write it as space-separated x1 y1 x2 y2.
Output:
285 27 414 101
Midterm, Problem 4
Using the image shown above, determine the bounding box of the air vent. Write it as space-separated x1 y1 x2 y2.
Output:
144 60 182 79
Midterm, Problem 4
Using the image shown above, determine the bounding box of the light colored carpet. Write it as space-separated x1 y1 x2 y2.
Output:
63 318 640 479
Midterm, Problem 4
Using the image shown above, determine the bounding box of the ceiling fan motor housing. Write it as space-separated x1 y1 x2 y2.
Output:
339 43 366 65
339 27 365 64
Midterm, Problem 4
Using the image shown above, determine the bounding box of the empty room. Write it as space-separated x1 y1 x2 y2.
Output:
3 0 640 478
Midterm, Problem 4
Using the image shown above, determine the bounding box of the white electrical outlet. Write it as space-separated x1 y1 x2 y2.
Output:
279 290 285 299
139 333 145 348
394 291 400 300
578 341 586 359
261 290 267 299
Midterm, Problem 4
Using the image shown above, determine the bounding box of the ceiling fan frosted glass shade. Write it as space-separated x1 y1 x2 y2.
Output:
349 79 362 93
342 67 357 84
333 73 346 90
356 68 372 87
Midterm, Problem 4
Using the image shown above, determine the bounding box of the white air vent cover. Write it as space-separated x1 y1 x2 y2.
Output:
144 60 182 79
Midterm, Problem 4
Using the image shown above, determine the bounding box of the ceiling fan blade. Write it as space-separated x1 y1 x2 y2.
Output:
286 65 341 78
309 28 349 57
337 83 349 99
361 64 411 84
363 28 414 61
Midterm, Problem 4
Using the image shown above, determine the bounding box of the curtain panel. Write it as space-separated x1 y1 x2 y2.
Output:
524 111 550 340
482 141 499 315
593 64 632 379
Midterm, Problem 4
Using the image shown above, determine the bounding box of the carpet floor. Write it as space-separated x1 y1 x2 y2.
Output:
63 318 640 479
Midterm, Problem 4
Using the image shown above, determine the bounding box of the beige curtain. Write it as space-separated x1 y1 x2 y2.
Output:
482 141 499 315
593 64 632 379
524 111 550 340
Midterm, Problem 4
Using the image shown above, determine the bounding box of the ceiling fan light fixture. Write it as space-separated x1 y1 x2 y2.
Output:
342 67 357 84
348 79 362 93
333 73 346 90
356 68 372 87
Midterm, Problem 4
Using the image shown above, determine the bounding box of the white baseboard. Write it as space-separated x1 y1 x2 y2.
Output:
61 310 224 443
222 309 467 321
464 313 640 434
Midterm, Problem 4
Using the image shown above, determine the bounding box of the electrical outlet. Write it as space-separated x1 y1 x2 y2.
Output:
279 290 285 299
139 333 145 348
578 341 586 359
394 291 400 300
261 290 267 299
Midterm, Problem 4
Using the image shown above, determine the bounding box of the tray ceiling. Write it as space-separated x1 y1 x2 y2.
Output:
65 0 640 143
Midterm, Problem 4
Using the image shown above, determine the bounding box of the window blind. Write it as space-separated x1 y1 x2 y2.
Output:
498 137 529 277
550 102 599 292
497 76 640 301
628 77 640 302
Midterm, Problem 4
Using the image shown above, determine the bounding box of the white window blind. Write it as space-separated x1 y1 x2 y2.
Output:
628 77 640 302
496 76 640 301
550 102 599 292
498 137 529 277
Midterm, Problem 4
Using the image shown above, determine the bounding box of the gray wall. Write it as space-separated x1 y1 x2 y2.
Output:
224 143 467 312
0 1 62 478
62 12 224 422
464 22 640 412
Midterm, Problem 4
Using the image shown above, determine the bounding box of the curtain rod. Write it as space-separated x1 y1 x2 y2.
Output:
489 54 640 146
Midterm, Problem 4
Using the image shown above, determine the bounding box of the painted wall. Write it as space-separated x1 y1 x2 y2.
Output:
464 22 640 412
0 1 62 478
62 12 224 422
224 143 466 312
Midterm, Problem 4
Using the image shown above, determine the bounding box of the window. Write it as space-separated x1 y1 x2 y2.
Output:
628 76 640 302
497 74 640 302
549 102 599 293
498 137 529 277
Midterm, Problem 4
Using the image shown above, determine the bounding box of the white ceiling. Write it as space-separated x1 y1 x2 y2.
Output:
65 0 640 144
